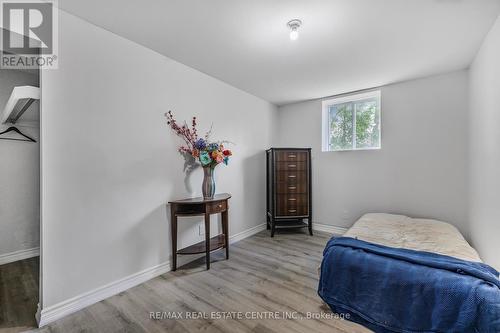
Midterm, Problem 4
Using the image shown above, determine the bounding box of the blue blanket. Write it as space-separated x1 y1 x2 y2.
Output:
318 237 500 333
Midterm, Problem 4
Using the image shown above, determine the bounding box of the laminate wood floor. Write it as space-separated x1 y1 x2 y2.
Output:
25 230 370 333
0 256 39 333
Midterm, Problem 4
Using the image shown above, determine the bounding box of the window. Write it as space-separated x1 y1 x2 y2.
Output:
322 90 381 151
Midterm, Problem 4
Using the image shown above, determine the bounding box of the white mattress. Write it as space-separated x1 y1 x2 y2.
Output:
343 213 481 262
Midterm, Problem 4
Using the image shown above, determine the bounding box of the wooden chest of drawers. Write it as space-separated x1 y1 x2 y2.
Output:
266 148 312 237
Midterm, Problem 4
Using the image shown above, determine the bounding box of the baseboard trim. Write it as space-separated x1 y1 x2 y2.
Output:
229 223 266 244
38 260 171 327
313 223 348 235
0 247 39 266
38 222 268 327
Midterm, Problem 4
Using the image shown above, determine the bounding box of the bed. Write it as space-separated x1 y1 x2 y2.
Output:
318 213 500 333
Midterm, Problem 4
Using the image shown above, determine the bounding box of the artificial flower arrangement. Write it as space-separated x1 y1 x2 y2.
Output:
165 111 233 168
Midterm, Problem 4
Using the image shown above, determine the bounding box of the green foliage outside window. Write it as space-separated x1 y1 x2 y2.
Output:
329 97 380 150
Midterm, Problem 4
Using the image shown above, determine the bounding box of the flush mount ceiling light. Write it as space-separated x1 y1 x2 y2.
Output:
287 19 302 41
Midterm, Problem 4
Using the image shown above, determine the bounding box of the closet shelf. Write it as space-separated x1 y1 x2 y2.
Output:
1 85 40 124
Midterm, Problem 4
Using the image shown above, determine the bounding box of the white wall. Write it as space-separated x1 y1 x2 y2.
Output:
40 11 277 310
0 69 39 259
468 15 500 270
277 71 469 235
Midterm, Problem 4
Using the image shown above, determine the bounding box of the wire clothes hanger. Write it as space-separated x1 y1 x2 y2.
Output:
0 126 36 142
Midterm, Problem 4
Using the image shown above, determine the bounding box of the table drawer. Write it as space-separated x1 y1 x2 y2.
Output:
275 151 308 162
206 200 227 214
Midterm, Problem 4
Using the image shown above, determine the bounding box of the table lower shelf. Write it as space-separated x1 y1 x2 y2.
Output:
177 234 226 255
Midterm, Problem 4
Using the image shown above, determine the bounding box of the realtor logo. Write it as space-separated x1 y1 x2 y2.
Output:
1 0 58 69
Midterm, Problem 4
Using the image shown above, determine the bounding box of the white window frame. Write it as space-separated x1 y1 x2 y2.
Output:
321 90 381 152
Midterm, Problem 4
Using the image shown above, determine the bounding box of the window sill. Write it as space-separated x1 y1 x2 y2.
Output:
322 147 381 152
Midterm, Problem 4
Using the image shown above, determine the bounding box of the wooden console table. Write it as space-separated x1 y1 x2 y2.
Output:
169 193 231 271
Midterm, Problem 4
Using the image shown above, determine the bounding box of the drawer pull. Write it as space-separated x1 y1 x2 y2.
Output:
288 154 297 158
288 186 296 190
288 209 297 213
288 198 296 201
218 204 222 208
288 175 296 178
288 164 297 168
